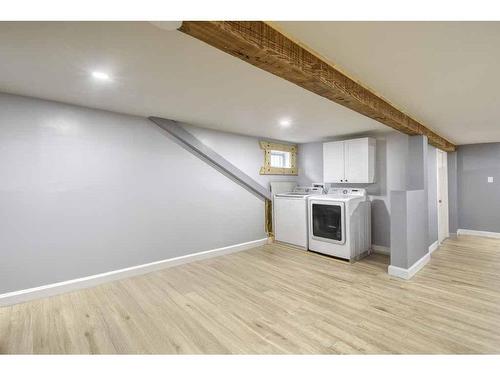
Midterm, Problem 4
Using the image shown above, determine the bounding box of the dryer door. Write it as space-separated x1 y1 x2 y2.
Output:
310 201 345 244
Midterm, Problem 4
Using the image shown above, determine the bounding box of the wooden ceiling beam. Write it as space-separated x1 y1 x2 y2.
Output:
179 21 455 152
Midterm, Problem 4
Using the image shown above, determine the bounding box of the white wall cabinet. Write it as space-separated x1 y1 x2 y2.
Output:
323 138 375 183
323 141 345 183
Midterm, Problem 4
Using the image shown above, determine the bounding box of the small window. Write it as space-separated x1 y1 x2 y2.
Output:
270 150 291 168
259 141 297 175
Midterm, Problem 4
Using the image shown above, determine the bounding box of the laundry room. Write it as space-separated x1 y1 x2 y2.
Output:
272 130 439 269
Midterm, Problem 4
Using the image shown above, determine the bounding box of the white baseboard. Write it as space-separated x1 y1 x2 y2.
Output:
372 244 390 255
428 240 439 254
457 229 500 239
0 238 268 307
388 252 430 280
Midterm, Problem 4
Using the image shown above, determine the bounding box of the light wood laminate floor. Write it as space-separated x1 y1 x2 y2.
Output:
1 235 500 354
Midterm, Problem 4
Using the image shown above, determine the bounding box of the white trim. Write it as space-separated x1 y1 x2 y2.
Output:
428 240 439 254
0 238 267 307
372 244 390 255
388 252 430 280
457 229 500 239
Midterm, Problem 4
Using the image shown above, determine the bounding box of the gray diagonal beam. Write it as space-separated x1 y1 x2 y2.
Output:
149 117 271 201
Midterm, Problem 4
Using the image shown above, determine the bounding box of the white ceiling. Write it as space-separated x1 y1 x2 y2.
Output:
2 22 499 145
275 21 500 145
0 22 387 144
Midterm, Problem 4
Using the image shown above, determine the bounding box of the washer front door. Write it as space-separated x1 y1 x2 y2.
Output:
310 201 345 245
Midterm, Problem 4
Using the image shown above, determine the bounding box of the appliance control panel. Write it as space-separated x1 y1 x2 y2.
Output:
293 185 325 195
328 188 366 197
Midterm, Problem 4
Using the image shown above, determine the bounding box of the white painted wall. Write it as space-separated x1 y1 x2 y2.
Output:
0 93 270 294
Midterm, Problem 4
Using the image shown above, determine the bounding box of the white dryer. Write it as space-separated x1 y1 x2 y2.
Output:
308 188 371 261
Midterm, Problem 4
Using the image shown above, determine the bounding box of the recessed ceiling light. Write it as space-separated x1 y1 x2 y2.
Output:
91 71 111 81
279 119 291 128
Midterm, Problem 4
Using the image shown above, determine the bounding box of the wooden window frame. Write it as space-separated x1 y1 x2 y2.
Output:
259 141 298 175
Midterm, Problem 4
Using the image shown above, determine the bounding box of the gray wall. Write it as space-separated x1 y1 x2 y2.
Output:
427 145 438 245
0 93 271 294
390 135 429 269
448 151 459 234
184 124 299 189
408 135 427 190
391 190 428 268
297 142 324 186
455 143 500 233
408 189 430 266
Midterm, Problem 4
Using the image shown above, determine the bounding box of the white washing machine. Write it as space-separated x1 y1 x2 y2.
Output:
274 185 324 248
308 188 371 261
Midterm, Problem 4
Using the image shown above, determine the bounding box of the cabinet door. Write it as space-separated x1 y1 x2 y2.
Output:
344 138 369 183
323 141 345 183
